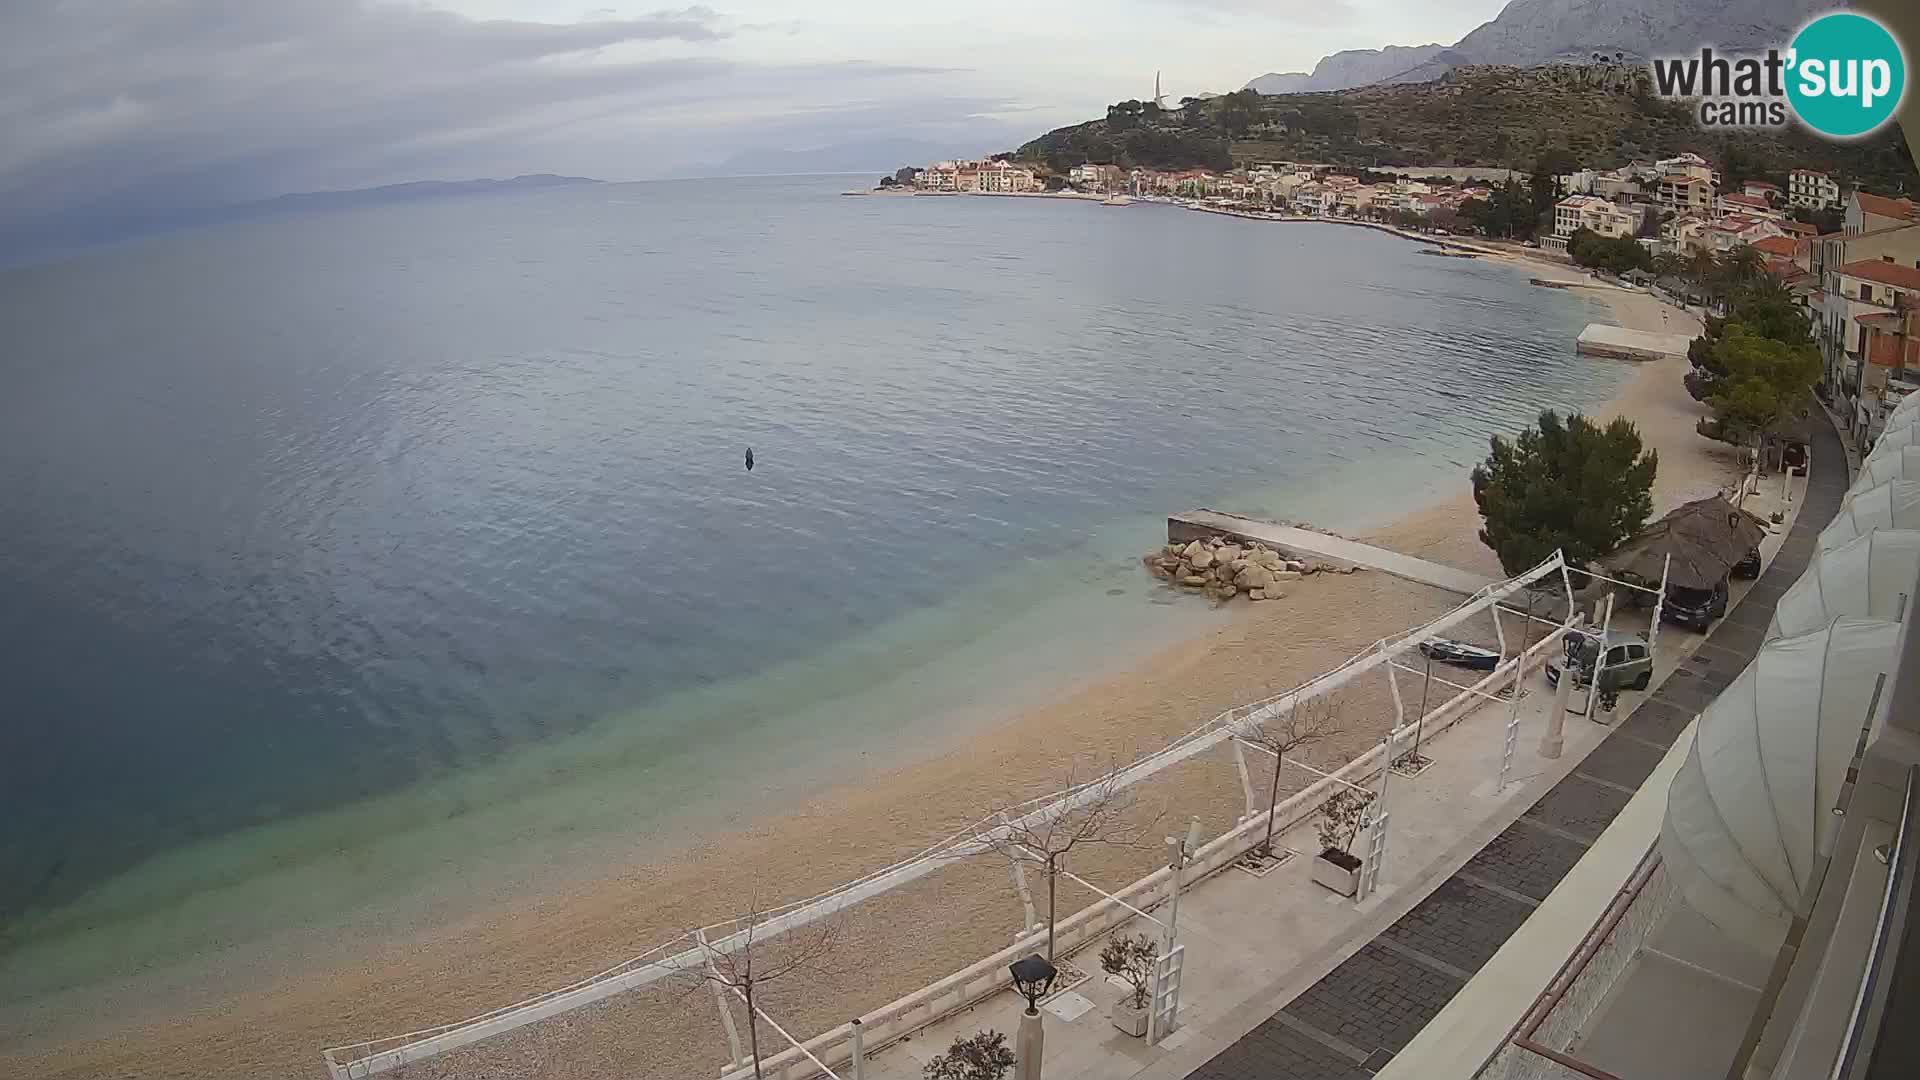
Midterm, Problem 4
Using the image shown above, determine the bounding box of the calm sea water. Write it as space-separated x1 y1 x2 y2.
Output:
0 176 1615 992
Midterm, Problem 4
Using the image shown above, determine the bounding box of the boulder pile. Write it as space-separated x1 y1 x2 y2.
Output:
1143 536 1335 602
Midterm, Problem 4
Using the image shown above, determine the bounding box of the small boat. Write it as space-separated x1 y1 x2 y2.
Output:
1418 639 1501 671
1102 195 1132 207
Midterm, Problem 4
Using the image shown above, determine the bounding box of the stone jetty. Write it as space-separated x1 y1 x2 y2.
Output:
1143 535 1346 602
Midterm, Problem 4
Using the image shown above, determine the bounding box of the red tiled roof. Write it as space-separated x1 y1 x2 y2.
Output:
1752 236 1801 257
1783 221 1818 237
1837 259 1920 290
1744 181 1781 191
1857 192 1920 221
1722 193 1771 209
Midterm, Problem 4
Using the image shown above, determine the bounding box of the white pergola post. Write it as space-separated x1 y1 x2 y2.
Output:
1230 738 1258 821
1492 603 1508 660
850 1018 865 1080
1646 554 1672 663
1001 814 1040 936
1497 652 1525 791
697 930 746 1069
1385 641 1406 732
1358 737 1393 901
1583 593 1616 721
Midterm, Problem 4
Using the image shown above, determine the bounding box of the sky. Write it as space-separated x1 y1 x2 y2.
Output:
0 0 1514 246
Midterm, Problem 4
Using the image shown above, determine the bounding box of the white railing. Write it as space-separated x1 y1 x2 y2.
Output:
323 553 1572 1079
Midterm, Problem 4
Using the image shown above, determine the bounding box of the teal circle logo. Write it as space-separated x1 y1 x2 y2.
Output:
1786 13 1906 139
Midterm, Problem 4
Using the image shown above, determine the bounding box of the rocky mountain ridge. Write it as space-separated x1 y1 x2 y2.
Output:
1244 0 1828 94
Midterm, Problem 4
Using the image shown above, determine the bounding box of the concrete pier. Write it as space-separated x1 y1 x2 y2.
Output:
1168 509 1495 596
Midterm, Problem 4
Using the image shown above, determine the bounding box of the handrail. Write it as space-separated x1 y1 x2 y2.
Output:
1506 847 1662 1080
1832 764 1917 1079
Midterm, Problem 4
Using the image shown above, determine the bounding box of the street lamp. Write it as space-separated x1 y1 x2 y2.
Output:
1009 954 1057 1080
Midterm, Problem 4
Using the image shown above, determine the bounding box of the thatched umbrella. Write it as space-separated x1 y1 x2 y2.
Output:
1607 495 1769 591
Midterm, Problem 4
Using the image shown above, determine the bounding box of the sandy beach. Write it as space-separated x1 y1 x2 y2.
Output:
1 246 1736 1080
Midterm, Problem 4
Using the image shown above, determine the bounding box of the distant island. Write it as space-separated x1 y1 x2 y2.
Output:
251 174 600 214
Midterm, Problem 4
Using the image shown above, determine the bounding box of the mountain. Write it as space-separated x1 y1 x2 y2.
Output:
1243 44 1449 95
1245 72 1311 95
1245 0 1826 93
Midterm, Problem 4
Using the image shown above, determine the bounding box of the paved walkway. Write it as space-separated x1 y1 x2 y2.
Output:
1169 510 1495 596
1179 410 1849 1079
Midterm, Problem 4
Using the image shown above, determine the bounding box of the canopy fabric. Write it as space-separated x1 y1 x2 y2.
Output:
1886 392 1920 428
1610 495 1768 589
1661 617 1900 952
1769 530 1920 639
1817 479 1920 552
1867 420 1920 458
1857 443 1920 491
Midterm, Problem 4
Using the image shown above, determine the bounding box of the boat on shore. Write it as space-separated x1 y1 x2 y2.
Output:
1102 195 1132 207
1418 638 1501 671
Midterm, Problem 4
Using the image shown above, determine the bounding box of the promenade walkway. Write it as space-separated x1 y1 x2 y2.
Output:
1172 410 1848 1079
1169 510 1495 596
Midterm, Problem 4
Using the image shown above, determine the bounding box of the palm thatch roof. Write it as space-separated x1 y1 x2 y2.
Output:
1607 494 1769 589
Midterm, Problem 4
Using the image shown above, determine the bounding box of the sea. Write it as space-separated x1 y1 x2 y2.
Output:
0 175 1617 1000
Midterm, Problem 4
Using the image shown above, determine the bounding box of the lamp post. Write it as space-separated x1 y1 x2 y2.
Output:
1010 954 1057 1080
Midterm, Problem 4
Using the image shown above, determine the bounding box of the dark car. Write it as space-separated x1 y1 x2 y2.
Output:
1663 579 1729 631
1731 547 1762 579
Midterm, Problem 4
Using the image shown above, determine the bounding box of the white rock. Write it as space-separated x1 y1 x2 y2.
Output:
1181 540 1208 560
1271 570 1302 581
1181 575 1207 587
1217 544 1243 564
1189 547 1216 570
1235 565 1275 590
1250 589 1268 601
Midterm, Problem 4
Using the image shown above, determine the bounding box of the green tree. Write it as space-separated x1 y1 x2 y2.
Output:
1567 228 1651 273
1704 324 1821 444
925 1031 1016 1080
1471 411 1658 574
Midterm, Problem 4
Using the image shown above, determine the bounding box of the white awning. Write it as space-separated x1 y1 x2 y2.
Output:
1817 479 1920 552
1867 421 1920 458
1660 617 1900 951
1770 530 1920 639
1887 392 1920 428
1857 444 1920 491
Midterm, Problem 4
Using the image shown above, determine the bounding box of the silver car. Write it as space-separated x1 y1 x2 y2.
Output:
1544 629 1653 693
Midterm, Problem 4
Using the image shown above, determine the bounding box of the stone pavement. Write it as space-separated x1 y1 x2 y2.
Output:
1177 409 1849 1078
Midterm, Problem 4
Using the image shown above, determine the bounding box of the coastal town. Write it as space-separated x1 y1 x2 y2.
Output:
877 150 1920 459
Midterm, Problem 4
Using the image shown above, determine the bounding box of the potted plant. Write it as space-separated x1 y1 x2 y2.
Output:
1310 788 1376 897
925 1030 1015 1080
1099 934 1159 1037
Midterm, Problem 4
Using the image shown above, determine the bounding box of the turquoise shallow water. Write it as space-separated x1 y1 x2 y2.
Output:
0 176 1617 996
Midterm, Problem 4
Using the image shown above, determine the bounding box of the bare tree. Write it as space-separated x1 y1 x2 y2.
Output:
1233 692 1344 859
686 899 843 1079
979 764 1161 964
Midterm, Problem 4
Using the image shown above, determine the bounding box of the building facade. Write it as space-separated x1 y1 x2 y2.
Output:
1790 168 1841 209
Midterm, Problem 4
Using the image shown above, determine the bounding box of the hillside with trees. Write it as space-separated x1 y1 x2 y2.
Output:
1014 65 1914 194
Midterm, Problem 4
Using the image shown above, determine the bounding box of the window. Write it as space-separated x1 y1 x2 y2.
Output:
1862 283 1874 301
1607 646 1630 666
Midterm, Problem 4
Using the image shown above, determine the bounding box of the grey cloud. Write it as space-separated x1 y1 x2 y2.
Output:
0 1 974 252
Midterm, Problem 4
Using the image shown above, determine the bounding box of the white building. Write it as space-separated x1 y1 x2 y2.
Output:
1548 194 1639 249
1790 168 1842 210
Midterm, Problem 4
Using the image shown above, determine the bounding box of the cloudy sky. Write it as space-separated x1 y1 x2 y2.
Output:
0 0 1512 242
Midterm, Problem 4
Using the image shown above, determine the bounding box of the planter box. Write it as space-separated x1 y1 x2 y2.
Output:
1111 999 1150 1037
1311 849 1361 897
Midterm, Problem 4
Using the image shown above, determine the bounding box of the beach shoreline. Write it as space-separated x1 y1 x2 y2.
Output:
1 230 1732 1080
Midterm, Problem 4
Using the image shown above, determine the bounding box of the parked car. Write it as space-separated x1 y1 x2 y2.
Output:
1732 547 1762 579
1662 579 1729 631
1545 629 1653 692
